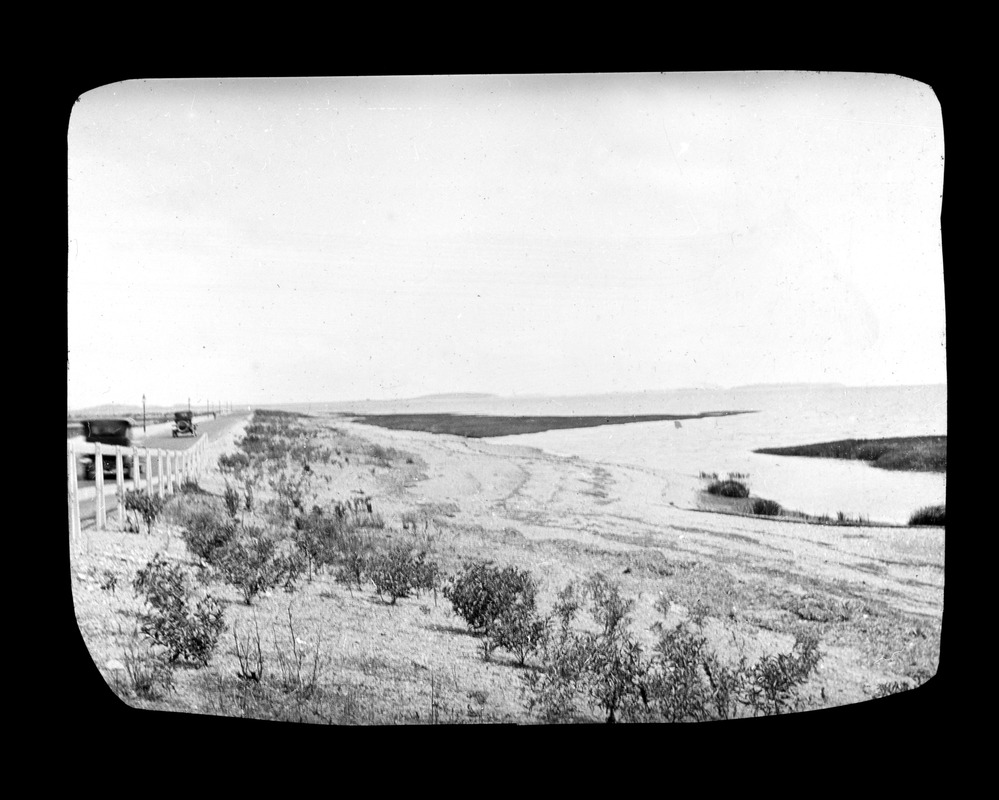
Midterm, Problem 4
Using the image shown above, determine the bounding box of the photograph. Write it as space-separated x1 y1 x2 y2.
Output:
66 71 946 727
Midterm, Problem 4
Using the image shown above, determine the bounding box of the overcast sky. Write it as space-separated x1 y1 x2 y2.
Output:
67 72 945 410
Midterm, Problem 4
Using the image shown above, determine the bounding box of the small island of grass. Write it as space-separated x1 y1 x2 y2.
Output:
343 410 754 438
754 435 946 473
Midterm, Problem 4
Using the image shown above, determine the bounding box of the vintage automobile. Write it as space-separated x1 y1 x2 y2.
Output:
172 410 198 437
78 418 136 480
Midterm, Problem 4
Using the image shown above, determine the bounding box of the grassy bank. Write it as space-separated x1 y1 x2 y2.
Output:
754 436 946 473
341 410 754 438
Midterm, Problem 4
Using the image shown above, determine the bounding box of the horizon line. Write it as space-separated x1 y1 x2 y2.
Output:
67 380 947 413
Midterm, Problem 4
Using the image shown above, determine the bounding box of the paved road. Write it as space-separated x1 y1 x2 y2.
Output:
72 413 249 526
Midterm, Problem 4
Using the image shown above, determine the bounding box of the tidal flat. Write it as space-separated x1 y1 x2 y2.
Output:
343 410 753 438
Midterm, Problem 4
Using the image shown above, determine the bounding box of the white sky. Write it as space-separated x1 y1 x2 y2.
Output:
67 72 946 410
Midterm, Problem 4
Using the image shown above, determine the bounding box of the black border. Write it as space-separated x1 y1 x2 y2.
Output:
51 56 963 773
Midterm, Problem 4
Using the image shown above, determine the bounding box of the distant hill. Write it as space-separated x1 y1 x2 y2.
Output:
729 382 847 391
405 392 497 401
69 403 219 419
69 405 158 418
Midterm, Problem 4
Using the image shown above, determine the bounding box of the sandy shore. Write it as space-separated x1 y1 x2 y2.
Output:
331 416 944 619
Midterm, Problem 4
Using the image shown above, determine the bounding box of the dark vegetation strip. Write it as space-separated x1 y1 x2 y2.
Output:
340 410 755 438
754 436 946 473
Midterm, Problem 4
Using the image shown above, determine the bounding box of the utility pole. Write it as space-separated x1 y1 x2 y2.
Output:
142 394 147 433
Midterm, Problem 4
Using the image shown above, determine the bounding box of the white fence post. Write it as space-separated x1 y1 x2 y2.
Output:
132 446 142 492
157 449 165 499
94 442 106 530
115 445 125 527
67 444 81 547
145 450 152 493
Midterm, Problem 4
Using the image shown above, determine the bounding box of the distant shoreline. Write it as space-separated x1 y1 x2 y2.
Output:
754 435 946 473
340 410 756 438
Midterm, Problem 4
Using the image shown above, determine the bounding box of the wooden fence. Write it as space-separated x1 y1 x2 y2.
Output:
66 434 209 548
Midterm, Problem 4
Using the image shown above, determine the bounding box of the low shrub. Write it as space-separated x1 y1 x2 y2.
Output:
368 444 398 464
115 626 176 700
132 553 226 666
181 508 238 565
367 541 441 605
291 509 339 581
524 574 645 723
641 621 719 722
751 498 783 516
330 529 377 592
215 527 301 604
124 489 167 534
179 478 203 495
444 560 537 635
232 616 266 683
443 560 546 663
873 671 930 698
909 505 945 526
487 605 548 666
522 574 823 723
213 608 349 724
99 570 119 593
521 604 589 720
705 479 749 499
270 606 332 697
222 481 242 519
267 468 315 522
218 452 252 474
742 633 822 716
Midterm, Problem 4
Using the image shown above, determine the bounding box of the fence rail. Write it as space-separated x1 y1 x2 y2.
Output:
66 435 209 547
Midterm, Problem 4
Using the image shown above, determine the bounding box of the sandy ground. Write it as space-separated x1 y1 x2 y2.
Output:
70 411 944 724
335 418 944 619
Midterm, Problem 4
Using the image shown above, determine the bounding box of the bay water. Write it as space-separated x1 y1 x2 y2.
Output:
315 384 947 525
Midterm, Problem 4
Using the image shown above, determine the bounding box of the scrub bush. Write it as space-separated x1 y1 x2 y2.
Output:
132 553 226 666
751 498 783 516
368 541 440 605
706 479 750 499
443 560 537 635
181 508 238 565
215 527 301 604
124 489 167 535
523 574 823 723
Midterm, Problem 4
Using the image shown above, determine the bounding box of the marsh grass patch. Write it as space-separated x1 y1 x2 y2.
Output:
908 505 945 526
